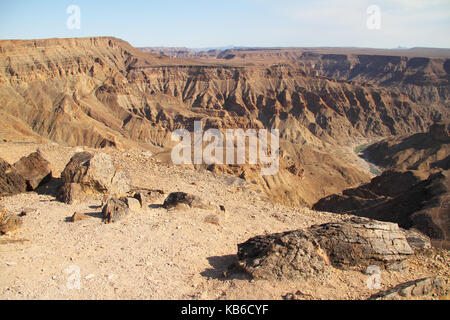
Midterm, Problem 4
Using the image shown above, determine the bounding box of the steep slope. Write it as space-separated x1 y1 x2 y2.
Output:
313 170 450 249
363 120 450 171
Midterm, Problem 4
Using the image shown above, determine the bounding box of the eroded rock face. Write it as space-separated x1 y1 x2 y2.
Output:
309 217 414 269
313 170 450 249
404 229 432 250
369 277 448 300
237 229 329 280
0 158 27 197
162 192 214 210
13 151 52 190
363 122 450 172
58 152 130 204
236 217 413 280
0 209 22 234
430 120 450 143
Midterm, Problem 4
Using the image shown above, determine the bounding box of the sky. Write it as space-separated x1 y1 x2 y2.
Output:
0 0 449 49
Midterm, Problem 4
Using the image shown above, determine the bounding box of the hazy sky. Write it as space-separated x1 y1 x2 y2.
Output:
0 0 449 48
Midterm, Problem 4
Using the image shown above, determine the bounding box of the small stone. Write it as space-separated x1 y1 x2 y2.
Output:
70 212 89 222
102 198 131 224
204 215 220 226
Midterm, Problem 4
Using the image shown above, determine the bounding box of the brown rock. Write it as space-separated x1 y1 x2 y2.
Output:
57 183 86 205
71 212 90 222
404 229 432 250
369 277 447 300
0 209 23 234
13 151 52 190
236 229 329 280
59 152 130 204
162 192 214 210
313 170 450 249
0 158 27 197
132 192 147 209
309 217 414 269
61 152 130 194
204 214 220 226
236 217 413 280
102 198 131 224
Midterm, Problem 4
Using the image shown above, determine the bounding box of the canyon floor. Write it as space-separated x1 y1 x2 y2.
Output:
0 141 448 300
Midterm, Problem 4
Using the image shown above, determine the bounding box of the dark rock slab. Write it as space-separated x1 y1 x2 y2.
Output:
0 158 27 197
13 151 52 190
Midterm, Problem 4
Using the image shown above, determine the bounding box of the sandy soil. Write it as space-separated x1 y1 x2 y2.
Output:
0 142 448 300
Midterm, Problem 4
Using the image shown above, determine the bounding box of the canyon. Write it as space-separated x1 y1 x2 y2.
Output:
1 37 448 207
0 37 449 300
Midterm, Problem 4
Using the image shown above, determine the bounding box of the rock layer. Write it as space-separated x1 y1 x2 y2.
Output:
236 217 413 280
313 170 450 249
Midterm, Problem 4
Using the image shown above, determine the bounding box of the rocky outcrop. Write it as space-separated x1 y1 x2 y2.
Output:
0 209 22 234
235 217 413 280
308 217 414 269
313 170 450 249
162 192 214 210
430 120 450 143
363 121 450 172
13 151 52 190
58 152 130 204
369 277 447 300
0 158 27 197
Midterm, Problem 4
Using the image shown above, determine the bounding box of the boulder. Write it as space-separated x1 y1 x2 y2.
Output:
369 277 447 300
102 198 131 224
59 152 130 204
0 209 23 234
235 217 414 280
0 158 27 196
13 151 52 190
309 217 414 269
236 229 330 280
162 192 214 210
